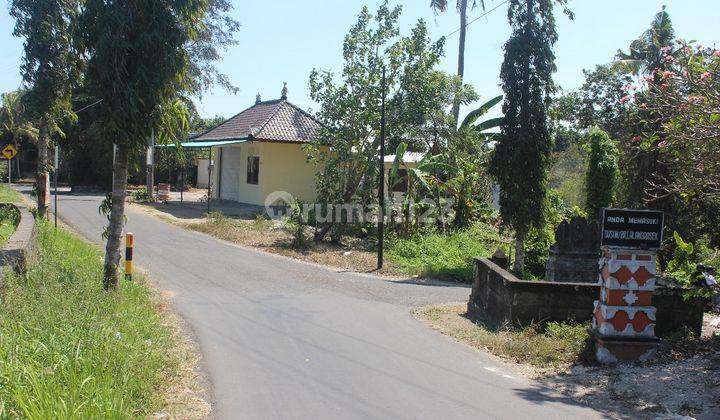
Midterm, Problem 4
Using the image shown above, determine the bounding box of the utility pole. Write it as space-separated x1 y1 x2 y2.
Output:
54 145 59 228
207 147 213 213
377 66 387 270
146 129 155 201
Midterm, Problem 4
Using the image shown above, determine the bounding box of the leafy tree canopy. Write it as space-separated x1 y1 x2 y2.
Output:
490 0 571 272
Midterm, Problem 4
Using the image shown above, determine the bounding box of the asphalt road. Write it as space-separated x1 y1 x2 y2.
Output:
26 187 604 419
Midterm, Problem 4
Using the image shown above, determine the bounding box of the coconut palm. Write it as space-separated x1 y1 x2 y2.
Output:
430 0 486 125
0 90 38 178
615 6 675 80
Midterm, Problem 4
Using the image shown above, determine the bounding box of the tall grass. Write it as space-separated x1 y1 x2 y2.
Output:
0 221 183 418
418 306 593 368
0 185 21 203
387 222 506 282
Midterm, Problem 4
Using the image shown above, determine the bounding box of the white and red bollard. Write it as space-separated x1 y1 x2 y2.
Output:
592 248 660 363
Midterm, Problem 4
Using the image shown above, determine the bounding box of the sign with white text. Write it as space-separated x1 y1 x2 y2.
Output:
601 208 664 250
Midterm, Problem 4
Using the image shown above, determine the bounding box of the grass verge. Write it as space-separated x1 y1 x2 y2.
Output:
387 223 506 282
0 185 21 246
0 184 22 203
0 220 207 418
416 305 593 369
0 206 18 247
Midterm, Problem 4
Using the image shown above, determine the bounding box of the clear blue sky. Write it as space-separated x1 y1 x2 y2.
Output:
1 0 718 120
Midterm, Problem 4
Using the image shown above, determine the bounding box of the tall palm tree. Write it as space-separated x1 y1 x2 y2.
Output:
615 5 674 82
430 0 486 126
0 90 38 179
615 6 675 211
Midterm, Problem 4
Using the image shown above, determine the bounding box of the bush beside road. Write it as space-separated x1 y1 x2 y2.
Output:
0 220 207 418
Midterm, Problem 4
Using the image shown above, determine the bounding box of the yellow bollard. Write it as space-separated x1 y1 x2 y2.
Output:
125 232 134 281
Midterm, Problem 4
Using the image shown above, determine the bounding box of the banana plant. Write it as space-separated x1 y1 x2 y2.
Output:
459 94 503 145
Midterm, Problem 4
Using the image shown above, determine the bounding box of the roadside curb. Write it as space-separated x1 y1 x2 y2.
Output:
0 199 37 298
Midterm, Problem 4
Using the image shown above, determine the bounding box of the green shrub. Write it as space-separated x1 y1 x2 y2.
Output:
667 231 719 299
131 187 151 202
387 222 504 282
284 199 308 249
585 128 619 221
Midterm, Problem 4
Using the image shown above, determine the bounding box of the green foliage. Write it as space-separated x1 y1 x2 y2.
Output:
615 6 675 79
444 155 493 229
0 205 19 246
285 199 309 249
131 188 151 203
387 222 503 282
307 2 402 213
521 190 568 279
10 0 81 128
81 0 205 153
666 232 718 293
584 128 619 220
0 184 23 203
459 95 504 148
0 222 184 417
549 143 587 209
551 65 634 142
0 90 38 147
491 0 572 271
307 2 481 240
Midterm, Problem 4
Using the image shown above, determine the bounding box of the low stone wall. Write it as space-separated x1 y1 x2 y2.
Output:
467 257 705 337
0 202 37 298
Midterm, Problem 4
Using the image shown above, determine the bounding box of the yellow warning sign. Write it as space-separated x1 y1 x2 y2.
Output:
1 144 17 160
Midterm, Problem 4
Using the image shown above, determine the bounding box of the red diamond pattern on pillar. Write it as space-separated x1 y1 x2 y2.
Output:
632 266 654 286
612 266 633 285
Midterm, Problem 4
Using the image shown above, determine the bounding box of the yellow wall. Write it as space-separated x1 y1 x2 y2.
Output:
212 142 318 206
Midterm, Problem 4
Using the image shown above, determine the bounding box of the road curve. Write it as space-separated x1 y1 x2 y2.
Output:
29 187 603 419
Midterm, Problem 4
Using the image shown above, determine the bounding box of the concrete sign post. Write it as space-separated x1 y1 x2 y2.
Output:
592 208 664 363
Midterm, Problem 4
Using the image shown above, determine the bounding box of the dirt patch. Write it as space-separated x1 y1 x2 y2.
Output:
417 305 720 419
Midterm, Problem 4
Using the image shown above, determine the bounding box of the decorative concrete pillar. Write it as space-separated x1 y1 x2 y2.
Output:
592 248 660 363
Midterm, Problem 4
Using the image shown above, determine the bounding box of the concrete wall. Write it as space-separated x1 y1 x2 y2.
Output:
212 142 318 206
467 257 705 337
196 158 210 188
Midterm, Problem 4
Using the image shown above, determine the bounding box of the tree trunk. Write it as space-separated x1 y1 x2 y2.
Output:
103 147 129 290
314 223 332 242
451 0 468 126
513 229 526 274
36 116 51 218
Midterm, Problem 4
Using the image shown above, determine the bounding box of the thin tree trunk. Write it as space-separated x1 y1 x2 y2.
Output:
36 116 50 218
314 222 332 242
103 147 129 290
451 0 468 126
513 229 526 273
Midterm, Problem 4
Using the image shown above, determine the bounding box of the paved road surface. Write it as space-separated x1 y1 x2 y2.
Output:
25 187 604 419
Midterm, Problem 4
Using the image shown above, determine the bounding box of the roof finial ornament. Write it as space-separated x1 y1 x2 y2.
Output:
255 93 262 104
281 82 288 100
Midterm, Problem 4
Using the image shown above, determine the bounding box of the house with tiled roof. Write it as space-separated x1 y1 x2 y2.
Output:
191 84 323 205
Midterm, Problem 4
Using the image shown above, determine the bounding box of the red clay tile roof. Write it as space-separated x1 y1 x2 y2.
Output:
190 99 322 143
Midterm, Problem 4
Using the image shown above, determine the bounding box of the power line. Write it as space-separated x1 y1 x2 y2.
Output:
73 99 103 115
443 0 509 38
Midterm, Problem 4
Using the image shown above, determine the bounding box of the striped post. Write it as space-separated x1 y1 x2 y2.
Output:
125 232 134 281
